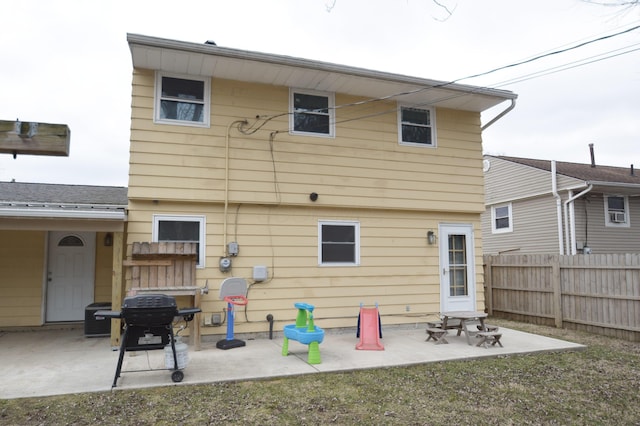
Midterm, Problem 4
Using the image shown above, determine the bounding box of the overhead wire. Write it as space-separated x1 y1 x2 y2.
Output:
231 22 640 136
491 43 640 87
451 23 640 84
331 22 640 120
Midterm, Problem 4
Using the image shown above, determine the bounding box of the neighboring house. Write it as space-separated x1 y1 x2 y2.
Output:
0 181 127 327
482 155 640 255
123 33 517 336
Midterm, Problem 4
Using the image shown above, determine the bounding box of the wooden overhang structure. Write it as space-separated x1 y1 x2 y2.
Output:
0 119 70 158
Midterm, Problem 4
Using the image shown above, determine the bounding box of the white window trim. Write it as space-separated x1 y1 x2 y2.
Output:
318 220 360 266
491 203 513 234
604 195 630 228
154 72 210 128
397 104 437 148
152 214 206 268
289 88 335 138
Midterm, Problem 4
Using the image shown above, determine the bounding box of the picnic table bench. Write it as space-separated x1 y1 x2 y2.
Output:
476 331 503 348
425 327 448 344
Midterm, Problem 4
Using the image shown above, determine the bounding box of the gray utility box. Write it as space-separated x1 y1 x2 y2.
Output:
84 302 112 337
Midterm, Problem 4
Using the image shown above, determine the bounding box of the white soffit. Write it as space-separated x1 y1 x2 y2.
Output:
128 34 516 113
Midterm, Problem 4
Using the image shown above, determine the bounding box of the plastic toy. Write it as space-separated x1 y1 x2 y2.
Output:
356 303 384 350
282 302 325 364
217 277 249 350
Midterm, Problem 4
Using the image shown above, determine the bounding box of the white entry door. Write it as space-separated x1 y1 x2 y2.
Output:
46 231 95 322
439 224 476 313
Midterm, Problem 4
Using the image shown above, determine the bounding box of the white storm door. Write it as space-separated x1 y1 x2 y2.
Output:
439 224 476 313
46 231 95 322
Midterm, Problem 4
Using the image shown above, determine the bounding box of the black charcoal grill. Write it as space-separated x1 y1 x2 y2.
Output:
95 294 200 387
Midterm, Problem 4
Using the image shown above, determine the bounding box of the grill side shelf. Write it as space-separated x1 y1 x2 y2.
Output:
94 310 122 320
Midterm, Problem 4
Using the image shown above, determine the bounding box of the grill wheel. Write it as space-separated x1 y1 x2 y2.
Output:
171 370 184 383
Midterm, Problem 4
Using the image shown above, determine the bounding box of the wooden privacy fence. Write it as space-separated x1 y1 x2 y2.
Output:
483 254 640 341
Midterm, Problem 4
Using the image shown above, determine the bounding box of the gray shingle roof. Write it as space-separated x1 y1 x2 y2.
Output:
0 181 127 206
496 156 640 185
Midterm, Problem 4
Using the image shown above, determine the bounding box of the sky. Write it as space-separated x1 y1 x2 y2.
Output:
1 0 639 186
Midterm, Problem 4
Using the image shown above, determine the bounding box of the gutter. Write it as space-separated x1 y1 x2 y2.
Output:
0 207 126 220
585 181 640 191
481 99 517 131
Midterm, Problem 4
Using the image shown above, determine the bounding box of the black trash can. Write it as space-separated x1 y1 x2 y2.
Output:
85 302 112 337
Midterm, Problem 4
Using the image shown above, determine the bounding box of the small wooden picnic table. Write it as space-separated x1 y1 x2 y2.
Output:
442 311 488 345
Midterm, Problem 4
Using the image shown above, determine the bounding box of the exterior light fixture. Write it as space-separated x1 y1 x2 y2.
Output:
104 233 113 247
427 230 436 245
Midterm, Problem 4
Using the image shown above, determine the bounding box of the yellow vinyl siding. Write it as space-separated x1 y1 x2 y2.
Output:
0 230 115 327
127 67 487 334
125 201 484 334
129 72 484 213
94 232 115 303
0 231 45 326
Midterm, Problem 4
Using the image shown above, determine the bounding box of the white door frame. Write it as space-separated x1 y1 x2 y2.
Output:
46 231 95 322
439 223 476 313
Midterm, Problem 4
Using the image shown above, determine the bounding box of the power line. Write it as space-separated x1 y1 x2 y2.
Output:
452 23 640 84
330 23 640 118
491 43 640 87
245 23 640 135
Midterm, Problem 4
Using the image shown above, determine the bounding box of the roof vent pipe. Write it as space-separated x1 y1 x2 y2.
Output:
631 164 635 176
589 143 596 168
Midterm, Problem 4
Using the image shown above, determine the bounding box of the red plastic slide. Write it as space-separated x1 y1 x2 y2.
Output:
356 306 384 350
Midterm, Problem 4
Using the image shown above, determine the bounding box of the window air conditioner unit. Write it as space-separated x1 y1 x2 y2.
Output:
610 212 626 223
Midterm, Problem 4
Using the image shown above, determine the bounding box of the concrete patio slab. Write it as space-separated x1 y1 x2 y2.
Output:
0 325 584 399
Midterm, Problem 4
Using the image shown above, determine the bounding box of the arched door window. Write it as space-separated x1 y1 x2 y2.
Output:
58 235 84 247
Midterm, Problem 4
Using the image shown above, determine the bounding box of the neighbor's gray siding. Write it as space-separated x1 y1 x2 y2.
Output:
482 196 561 254
483 155 640 255
483 156 582 205
573 195 640 254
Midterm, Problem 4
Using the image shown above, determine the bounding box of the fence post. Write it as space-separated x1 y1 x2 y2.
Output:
484 255 493 315
552 255 562 328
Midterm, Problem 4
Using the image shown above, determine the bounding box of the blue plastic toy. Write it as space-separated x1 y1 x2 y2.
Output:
217 277 248 350
282 302 325 364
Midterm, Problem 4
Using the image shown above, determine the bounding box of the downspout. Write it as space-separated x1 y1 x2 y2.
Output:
551 160 564 255
563 184 593 255
481 99 517 131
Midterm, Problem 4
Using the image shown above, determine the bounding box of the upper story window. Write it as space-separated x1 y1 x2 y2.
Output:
153 215 206 268
318 220 360 266
398 105 436 147
155 73 210 127
605 195 630 227
491 203 513 233
290 89 335 137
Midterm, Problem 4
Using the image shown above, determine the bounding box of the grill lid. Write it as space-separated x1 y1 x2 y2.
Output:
121 294 179 327
122 294 177 309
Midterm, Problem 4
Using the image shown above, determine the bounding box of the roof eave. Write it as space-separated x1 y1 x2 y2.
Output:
127 33 517 113
587 181 640 194
0 207 127 220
